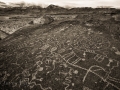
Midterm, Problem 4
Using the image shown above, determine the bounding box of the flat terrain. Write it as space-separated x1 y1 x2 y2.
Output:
0 7 120 90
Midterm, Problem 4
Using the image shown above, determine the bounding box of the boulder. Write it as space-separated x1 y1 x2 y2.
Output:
29 16 54 25
0 30 9 40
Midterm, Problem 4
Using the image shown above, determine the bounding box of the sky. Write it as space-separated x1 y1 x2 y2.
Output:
0 0 120 8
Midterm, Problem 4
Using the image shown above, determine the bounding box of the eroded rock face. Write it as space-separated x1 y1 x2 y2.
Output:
30 16 54 25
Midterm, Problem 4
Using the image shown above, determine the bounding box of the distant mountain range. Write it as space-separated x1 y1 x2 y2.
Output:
0 1 5 4
0 1 34 8
0 1 20 8
0 1 119 9
0 1 119 15
0 1 8 8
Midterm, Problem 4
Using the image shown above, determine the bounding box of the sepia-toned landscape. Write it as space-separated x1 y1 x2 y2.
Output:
0 1 120 90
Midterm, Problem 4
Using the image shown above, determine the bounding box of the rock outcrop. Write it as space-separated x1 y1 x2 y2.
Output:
113 14 120 21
